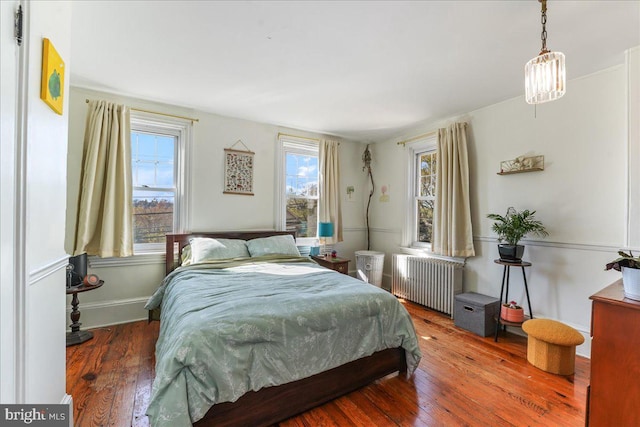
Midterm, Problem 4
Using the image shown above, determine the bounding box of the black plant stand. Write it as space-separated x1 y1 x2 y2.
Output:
494 259 532 342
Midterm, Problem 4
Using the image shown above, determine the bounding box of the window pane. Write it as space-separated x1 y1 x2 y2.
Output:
417 199 434 243
284 151 318 238
133 190 174 244
131 131 175 188
420 154 430 176
286 197 318 238
420 176 429 197
156 162 174 187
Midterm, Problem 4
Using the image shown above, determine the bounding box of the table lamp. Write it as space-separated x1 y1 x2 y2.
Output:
318 222 334 257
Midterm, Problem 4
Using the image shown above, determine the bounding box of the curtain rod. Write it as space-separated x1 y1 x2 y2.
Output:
396 130 437 146
85 99 199 123
277 132 321 142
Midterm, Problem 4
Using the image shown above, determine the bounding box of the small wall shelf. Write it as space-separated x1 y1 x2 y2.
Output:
497 155 544 175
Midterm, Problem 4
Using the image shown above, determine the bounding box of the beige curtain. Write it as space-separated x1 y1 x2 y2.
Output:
319 139 343 243
72 100 133 257
433 122 475 257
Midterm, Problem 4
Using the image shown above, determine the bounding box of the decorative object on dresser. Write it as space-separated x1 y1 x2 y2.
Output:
588 280 640 426
521 318 584 375
311 255 349 275
391 254 463 317
605 250 640 301
487 207 548 262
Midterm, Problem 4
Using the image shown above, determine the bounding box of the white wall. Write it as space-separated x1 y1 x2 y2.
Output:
1 0 71 405
65 86 367 328
371 61 637 358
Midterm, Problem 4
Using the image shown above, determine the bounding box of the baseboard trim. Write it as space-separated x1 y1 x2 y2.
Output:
66 296 151 330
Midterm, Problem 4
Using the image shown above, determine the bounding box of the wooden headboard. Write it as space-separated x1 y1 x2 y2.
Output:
165 230 297 275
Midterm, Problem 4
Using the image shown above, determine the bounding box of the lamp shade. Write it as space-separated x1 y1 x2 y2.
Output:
525 51 566 104
318 222 334 238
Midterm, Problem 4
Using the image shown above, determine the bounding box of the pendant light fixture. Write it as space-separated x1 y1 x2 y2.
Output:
525 0 566 104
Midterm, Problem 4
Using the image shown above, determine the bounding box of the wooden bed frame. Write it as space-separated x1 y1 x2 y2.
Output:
152 231 407 427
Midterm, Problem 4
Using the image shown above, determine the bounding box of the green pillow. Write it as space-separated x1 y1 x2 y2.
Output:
246 235 300 257
189 237 250 263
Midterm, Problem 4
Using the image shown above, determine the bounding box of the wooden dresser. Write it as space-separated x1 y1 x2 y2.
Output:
588 280 640 426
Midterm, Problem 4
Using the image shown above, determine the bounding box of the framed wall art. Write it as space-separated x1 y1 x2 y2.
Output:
224 140 254 195
40 38 65 115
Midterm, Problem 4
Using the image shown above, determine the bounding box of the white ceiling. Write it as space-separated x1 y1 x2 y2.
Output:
70 1 640 142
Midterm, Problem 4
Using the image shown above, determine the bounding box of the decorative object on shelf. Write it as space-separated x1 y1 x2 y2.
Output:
318 222 334 256
487 207 548 262
40 38 65 114
362 144 374 250
605 250 640 301
498 155 544 175
525 0 566 105
501 301 525 323
224 140 254 196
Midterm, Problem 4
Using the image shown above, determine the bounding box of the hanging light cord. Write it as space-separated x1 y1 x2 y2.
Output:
539 0 549 55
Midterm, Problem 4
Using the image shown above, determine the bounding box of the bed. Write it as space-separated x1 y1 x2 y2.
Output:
145 231 421 427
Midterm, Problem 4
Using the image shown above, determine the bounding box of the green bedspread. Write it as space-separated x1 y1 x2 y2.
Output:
144 256 421 427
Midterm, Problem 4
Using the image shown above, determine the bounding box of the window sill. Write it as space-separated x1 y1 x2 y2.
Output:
398 246 466 265
88 252 165 268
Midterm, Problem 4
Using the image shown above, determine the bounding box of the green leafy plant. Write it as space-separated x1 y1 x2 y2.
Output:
605 250 640 272
487 207 548 245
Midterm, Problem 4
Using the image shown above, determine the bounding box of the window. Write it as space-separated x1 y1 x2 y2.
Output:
277 136 319 242
416 150 436 243
404 136 437 248
130 113 191 253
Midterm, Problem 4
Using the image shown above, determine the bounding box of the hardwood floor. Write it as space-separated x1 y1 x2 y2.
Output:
66 301 589 426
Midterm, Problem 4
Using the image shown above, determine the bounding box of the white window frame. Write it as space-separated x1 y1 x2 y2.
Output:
275 135 319 246
130 112 192 254
403 135 437 250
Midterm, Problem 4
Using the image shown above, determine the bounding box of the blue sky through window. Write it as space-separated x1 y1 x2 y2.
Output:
285 153 318 197
132 132 175 189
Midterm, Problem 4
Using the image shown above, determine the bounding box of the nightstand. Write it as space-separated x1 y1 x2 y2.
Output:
66 280 104 346
311 255 350 275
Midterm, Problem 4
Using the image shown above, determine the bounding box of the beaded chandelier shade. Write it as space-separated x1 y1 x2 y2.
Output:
525 0 566 104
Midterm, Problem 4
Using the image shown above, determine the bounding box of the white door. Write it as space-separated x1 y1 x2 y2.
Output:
0 0 22 404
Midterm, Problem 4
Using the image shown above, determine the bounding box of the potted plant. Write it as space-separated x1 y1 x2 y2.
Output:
487 207 548 262
605 250 640 301
500 300 524 323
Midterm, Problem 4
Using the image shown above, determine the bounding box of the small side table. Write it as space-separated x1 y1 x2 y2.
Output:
66 280 104 347
311 255 350 275
494 260 532 342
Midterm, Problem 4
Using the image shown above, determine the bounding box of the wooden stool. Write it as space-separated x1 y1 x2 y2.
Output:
522 319 584 375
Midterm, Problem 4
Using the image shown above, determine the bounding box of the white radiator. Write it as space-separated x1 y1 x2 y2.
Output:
392 254 463 318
